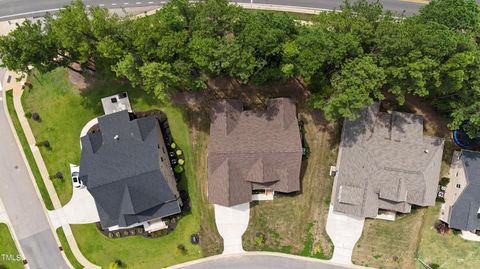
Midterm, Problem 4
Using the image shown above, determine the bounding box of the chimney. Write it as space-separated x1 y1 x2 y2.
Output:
114 135 119 140
424 149 429 153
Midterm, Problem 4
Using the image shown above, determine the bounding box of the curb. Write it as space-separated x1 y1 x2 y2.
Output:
166 251 373 269
2 74 75 269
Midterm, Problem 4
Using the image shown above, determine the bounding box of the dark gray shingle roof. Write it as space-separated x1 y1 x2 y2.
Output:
80 110 180 229
449 150 480 231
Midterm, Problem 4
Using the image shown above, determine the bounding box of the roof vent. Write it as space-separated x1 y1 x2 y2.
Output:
424 149 429 153
114 135 119 140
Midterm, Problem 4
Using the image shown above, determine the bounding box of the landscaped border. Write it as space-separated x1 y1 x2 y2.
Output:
56 227 84 269
5 90 54 210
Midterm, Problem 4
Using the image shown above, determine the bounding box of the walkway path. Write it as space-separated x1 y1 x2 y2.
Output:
8 71 101 269
326 205 365 264
0 72 69 268
214 203 250 254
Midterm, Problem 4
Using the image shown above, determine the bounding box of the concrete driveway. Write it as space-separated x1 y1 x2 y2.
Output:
326 205 365 265
214 203 250 254
49 187 99 228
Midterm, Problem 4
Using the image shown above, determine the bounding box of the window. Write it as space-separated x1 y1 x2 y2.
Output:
161 157 164 162
456 184 461 188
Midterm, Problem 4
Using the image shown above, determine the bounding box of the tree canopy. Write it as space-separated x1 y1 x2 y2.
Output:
1 0 480 137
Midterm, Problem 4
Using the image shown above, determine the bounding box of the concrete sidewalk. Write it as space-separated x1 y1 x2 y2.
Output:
8 72 100 269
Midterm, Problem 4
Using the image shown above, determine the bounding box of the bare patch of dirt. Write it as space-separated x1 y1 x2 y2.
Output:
67 63 96 91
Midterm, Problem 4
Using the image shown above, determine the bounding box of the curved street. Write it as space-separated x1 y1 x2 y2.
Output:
168 253 367 269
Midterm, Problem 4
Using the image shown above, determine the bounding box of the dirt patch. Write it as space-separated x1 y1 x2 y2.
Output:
67 63 96 91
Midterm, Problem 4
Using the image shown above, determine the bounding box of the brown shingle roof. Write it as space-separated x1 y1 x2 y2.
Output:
332 103 444 218
208 98 303 207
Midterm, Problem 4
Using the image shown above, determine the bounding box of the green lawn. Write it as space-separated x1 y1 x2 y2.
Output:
5 90 54 210
352 208 427 269
417 204 480 269
56 228 84 269
0 223 23 269
23 68 220 268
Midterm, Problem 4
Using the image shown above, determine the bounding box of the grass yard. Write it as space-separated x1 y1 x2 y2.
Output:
56 228 84 269
351 96 461 269
416 204 480 269
242 110 336 259
5 90 54 210
23 68 222 268
352 208 427 269
0 223 23 269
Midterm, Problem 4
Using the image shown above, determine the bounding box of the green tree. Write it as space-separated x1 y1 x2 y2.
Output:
46 0 97 67
418 0 480 31
0 20 60 74
311 56 386 121
236 11 297 83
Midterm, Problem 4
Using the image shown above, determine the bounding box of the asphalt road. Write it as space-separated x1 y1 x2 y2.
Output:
171 255 358 269
0 0 429 20
0 68 69 268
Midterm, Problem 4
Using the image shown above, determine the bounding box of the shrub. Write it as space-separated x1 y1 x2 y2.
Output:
25 111 32 118
114 259 123 267
430 263 440 269
254 232 265 245
55 172 63 180
170 142 177 149
434 221 449 234
436 197 445 203
176 149 183 156
177 244 187 255
439 177 450 186
43 140 50 148
178 159 185 166
452 229 461 235
174 165 184 174
32 112 41 122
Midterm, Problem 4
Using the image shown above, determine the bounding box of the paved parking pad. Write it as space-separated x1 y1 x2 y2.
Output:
214 203 250 254
326 205 365 264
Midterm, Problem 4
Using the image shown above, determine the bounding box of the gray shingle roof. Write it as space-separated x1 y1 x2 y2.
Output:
449 150 480 231
333 103 444 218
208 98 303 207
80 110 180 229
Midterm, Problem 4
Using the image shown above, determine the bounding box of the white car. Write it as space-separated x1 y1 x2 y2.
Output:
71 171 84 189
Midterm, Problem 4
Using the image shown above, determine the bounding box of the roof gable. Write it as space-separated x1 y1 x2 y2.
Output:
80 111 180 228
208 98 302 207
333 103 444 218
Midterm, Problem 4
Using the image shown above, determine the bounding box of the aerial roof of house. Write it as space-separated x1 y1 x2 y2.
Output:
208 98 303 207
79 110 180 229
333 103 444 218
449 150 480 231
